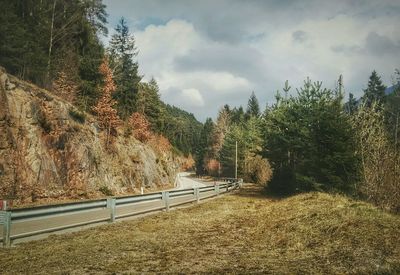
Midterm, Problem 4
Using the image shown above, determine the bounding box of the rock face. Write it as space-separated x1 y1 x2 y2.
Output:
0 68 181 205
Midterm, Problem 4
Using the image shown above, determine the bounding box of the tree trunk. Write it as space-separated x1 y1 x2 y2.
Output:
47 0 57 83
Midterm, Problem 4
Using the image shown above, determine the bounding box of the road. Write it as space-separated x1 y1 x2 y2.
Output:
173 172 207 189
1 173 225 245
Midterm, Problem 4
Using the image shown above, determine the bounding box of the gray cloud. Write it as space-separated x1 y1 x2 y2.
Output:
292 30 308 43
331 44 364 55
173 45 267 82
104 0 400 121
365 32 400 56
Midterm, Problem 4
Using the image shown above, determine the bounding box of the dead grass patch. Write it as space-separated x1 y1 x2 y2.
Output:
1 184 399 274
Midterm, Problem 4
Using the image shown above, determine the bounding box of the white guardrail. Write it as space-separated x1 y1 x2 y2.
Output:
0 178 243 247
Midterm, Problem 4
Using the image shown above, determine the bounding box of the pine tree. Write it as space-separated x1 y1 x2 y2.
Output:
230 106 245 124
108 17 141 119
264 79 358 194
93 58 121 148
136 78 164 131
346 93 358 115
195 118 214 175
362 70 386 107
246 91 261 119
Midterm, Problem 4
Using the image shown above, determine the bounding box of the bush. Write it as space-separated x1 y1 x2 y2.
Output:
352 103 400 213
69 109 86 123
246 155 273 186
99 186 114 196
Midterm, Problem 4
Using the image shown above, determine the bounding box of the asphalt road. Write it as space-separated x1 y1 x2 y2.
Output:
1 173 229 245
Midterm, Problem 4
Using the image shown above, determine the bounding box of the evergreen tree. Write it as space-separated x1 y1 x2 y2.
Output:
108 17 141 119
230 106 245 124
362 70 386 107
345 93 358 115
195 118 214 175
0 0 107 108
220 116 263 178
161 104 203 155
136 78 164 131
246 91 261 118
264 79 358 194
210 107 231 159
385 69 400 149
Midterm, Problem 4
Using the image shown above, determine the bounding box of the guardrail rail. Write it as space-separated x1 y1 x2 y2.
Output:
0 178 243 247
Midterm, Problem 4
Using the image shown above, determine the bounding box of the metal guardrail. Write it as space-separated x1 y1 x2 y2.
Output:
0 178 243 247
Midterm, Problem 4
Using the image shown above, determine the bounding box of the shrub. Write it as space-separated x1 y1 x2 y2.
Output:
352 103 400 212
99 186 114 196
246 155 273 186
69 108 86 123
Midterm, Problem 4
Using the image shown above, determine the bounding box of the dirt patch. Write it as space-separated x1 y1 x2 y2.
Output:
0 184 399 274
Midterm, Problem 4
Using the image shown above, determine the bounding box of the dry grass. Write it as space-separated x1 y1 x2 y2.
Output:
1 184 400 274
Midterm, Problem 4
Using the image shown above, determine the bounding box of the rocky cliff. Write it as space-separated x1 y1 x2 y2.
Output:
0 67 182 205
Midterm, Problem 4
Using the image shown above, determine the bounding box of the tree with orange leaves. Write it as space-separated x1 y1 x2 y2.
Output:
93 57 121 148
129 112 152 142
206 159 220 177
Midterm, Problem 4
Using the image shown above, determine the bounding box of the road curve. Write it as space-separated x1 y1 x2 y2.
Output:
173 172 208 190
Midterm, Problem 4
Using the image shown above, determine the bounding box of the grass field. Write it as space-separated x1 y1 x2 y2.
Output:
1 184 399 274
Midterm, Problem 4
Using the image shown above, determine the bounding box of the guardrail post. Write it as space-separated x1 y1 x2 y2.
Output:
194 188 200 203
162 191 170 211
3 212 11 247
107 198 116 222
239 179 243 188
214 183 220 195
1 200 11 247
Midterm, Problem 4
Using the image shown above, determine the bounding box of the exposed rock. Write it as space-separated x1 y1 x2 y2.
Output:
0 68 183 205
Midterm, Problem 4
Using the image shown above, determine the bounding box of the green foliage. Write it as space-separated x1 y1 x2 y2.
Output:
246 91 261 118
195 118 214 175
384 69 400 147
220 116 263 178
160 104 203 156
0 0 107 110
362 70 386 107
69 108 86 123
345 93 358 115
264 79 358 194
136 78 164 131
108 17 141 119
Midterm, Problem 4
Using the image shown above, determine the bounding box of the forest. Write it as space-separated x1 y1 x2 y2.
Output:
0 0 202 158
1 0 399 213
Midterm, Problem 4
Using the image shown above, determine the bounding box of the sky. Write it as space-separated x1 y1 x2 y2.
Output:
103 0 400 121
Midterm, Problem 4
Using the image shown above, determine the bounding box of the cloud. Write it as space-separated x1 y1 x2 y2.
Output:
365 32 400 56
104 0 400 121
292 30 308 43
181 88 205 107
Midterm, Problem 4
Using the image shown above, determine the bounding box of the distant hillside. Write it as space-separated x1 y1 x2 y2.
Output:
385 83 400 95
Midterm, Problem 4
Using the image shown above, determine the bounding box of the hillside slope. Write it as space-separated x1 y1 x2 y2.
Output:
0 184 399 273
0 67 183 205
